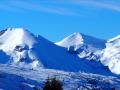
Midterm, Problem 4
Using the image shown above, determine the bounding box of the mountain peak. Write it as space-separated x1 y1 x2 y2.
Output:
0 28 117 75
56 32 83 50
69 32 82 37
6 28 30 36
0 28 41 68
7 27 26 31
56 32 106 50
72 32 81 36
0 28 37 51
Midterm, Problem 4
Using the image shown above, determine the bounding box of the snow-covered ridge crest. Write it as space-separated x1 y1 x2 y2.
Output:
108 35 120 43
56 32 106 60
0 28 112 74
56 32 106 50
106 35 120 47
0 28 120 75
0 28 37 50
56 32 83 50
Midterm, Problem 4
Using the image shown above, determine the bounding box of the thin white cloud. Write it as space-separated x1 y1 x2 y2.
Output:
0 0 78 16
0 0 120 16
0 2 16 11
74 0 120 12
43 0 120 13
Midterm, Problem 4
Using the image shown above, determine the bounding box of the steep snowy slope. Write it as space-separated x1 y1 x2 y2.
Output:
101 35 120 74
0 28 111 75
56 33 106 60
0 50 10 64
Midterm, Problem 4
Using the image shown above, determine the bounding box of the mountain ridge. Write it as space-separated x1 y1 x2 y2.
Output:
0 28 120 75
0 28 113 75
1 28 120 90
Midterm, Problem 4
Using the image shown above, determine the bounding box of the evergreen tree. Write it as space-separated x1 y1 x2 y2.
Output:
43 77 63 90
43 78 51 90
51 78 63 90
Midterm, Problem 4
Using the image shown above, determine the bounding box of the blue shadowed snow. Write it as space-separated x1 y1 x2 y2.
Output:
0 50 10 64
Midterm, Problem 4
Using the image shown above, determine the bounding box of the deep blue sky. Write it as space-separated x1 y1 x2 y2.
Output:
0 0 120 42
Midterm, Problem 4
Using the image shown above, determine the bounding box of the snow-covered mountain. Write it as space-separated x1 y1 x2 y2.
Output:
0 28 41 68
56 32 106 49
56 33 120 75
0 28 112 75
56 32 106 60
101 35 120 74
56 33 84 50
0 28 120 90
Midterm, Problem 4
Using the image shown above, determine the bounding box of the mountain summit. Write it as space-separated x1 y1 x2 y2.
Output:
0 28 41 68
56 32 84 50
56 32 106 50
56 32 106 60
